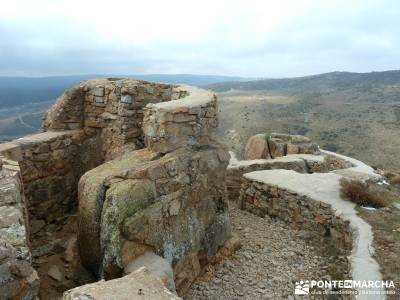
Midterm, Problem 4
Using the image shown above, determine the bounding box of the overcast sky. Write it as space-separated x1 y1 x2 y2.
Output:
0 0 399 77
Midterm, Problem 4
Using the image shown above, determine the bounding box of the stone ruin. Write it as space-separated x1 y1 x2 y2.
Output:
0 79 233 299
0 78 387 299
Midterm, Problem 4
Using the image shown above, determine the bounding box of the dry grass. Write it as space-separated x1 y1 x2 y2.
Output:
339 178 387 208
219 91 296 104
357 204 400 300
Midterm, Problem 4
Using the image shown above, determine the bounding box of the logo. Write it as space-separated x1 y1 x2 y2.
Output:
295 280 310 295
294 279 396 296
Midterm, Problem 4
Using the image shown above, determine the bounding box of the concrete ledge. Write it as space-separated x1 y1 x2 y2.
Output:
0 142 23 161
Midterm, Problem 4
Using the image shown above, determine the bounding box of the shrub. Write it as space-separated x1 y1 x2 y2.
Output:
339 178 387 208
390 175 400 185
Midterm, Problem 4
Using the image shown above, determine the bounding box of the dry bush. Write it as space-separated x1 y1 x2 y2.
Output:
339 178 387 208
390 175 400 185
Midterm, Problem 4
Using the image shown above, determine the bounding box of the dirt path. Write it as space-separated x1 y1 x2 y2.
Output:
185 208 349 300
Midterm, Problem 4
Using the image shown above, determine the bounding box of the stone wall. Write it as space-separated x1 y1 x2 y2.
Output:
239 176 352 252
43 78 178 160
143 85 217 153
0 79 183 224
227 154 308 204
0 130 102 223
0 156 39 299
227 152 353 204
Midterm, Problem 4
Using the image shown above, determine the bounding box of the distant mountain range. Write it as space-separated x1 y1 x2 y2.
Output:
207 70 400 92
0 74 252 108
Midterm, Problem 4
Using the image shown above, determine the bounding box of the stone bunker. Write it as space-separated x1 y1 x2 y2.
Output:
0 79 232 299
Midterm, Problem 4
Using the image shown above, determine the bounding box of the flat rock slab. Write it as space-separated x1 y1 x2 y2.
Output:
63 267 180 300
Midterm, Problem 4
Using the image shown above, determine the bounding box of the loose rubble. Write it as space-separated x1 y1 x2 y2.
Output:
185 208 350 300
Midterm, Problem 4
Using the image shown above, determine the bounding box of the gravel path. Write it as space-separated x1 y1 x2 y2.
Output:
185 208 343 300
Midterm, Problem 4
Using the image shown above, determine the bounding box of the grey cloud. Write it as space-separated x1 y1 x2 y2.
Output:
1 1 400 77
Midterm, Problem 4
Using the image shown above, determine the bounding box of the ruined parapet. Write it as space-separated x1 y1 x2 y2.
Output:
143 85 217 153
227 150 352 205
0 156 39 299
77 83 231 293
227 151 308 204
0 130 102 223
43 79 177 160
0 79 180 225
239 170 352 253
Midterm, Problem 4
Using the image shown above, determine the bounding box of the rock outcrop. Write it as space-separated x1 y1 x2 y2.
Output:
244 134 271 160
244 133 319 160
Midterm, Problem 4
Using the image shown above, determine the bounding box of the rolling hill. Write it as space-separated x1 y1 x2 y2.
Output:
208 70 400 170
0 71 399 170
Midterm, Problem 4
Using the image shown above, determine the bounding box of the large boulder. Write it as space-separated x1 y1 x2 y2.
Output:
244 133 320 160
244 134 271 160
78 145 231 292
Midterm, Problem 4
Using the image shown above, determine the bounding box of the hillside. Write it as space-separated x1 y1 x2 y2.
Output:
1 71 399 170
209 70 400 170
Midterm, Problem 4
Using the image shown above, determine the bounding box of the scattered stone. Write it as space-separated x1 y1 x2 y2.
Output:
48 265 64 282
30 219 46 234
32 238 64 258
185 208 343 300
63 236 77 263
